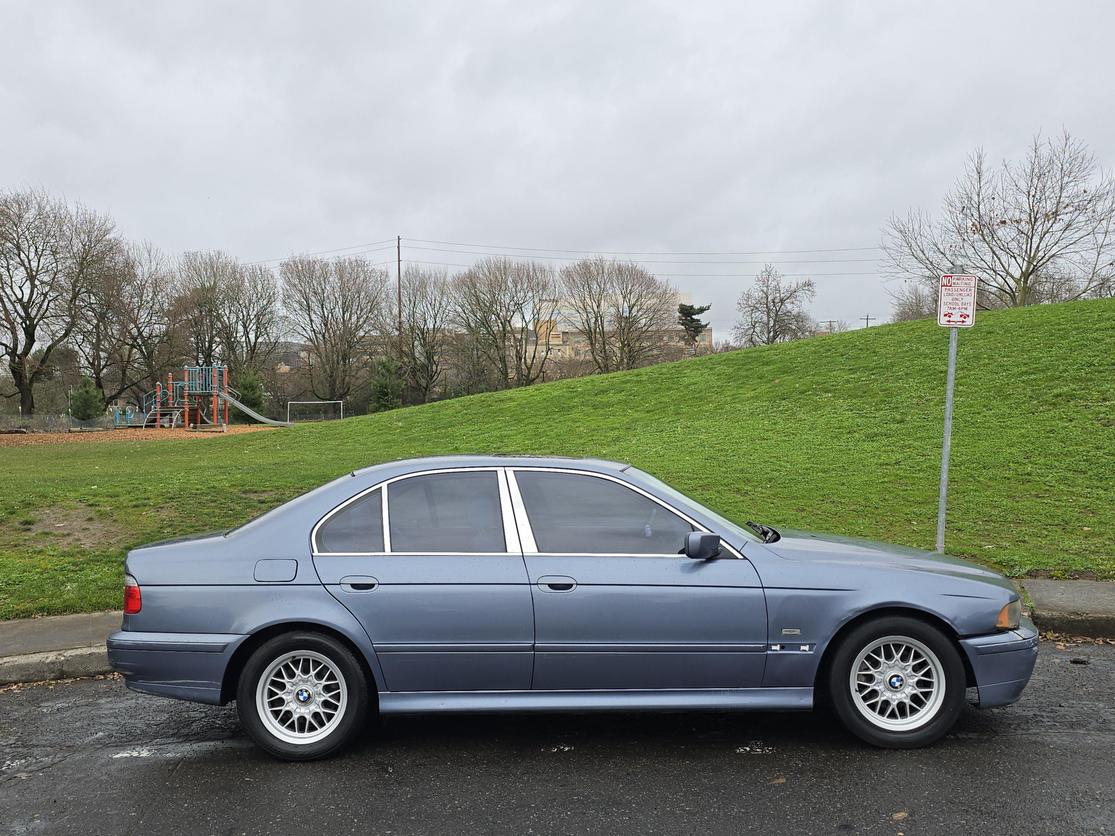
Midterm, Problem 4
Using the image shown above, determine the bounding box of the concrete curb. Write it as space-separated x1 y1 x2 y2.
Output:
1028 611 1115 639
1024 580 1115 640
0 645 113 686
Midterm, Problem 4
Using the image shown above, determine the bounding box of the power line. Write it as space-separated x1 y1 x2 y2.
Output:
401 258 883 279
404 237 882 256
403 244 883 265
245 239 396 265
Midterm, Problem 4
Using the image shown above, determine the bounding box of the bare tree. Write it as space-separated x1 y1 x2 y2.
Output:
280 256 389 402
560 258 678 373
732 265 816 346
116 242 183 399
0 189 115 414
219 264 281 374
888 281 936 322
452 258 558 388
399 266 453 402
175 251 240 366
884 131 1115 307
71 240 143 402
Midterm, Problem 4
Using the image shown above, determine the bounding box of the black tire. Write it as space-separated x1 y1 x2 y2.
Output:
827 616 966 749
236 631 370 761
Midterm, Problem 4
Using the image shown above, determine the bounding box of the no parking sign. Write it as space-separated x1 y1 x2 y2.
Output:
938 274 978 327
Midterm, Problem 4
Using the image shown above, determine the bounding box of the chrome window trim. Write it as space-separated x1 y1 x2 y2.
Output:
506 467 743 559
504 467 537 553
311 467 521 556
496 468 520 553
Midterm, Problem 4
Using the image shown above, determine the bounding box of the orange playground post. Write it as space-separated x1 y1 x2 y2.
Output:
211 367 218 428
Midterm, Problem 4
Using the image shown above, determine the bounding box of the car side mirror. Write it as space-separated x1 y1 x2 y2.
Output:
684 532 721 560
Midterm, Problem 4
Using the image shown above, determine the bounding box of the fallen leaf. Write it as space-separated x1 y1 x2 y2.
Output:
770 775 786 785
891 811 909 822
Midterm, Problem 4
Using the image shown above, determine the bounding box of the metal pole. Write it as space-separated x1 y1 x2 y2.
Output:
397 235 404 362
935 326 959 553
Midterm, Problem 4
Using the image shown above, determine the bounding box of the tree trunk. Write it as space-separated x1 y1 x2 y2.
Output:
19 382 34 416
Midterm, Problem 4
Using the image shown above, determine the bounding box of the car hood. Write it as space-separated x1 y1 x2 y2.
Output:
765 528 1015 591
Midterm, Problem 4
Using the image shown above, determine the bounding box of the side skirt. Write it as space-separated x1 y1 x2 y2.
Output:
379 687 813 715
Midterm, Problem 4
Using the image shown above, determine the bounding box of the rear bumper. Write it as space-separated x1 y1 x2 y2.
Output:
107 630 245 705
959 617 1039 708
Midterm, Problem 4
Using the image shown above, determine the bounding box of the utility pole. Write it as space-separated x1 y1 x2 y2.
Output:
396 234 404 361
860 314 875 328
818 319 838 333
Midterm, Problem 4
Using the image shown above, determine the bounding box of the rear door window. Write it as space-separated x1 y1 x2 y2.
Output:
388 471 505 553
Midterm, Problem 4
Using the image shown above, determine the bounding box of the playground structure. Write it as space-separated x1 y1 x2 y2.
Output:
113 365 290 430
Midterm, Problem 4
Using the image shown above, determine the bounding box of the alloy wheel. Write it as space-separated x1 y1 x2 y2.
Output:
255 650 348 745
848 635 946 731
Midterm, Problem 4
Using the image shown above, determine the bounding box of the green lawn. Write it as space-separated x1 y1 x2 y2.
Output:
2 298 1113 619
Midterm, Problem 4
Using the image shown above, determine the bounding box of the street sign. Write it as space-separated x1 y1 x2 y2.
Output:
935 271 978 553
938 274 978 327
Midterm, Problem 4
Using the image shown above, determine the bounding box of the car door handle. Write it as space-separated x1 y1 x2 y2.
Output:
339 575 379 592
537 575 577 592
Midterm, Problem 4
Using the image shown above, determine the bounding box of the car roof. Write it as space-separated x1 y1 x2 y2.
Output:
351 454 630 477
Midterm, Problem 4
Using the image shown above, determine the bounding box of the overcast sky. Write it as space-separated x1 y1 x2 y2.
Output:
2 1 1113 337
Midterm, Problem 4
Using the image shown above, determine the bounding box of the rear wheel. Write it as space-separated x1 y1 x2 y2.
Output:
237 631 369 760
827 616 966 748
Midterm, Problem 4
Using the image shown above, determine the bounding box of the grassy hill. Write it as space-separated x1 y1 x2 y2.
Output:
1 298 1113 619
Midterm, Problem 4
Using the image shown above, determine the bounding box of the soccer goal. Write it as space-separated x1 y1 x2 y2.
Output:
286 400 345 423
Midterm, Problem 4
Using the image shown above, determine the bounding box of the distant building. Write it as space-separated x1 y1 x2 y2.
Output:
535 291 713 367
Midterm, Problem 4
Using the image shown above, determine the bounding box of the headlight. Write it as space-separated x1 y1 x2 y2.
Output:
996 598 1021 630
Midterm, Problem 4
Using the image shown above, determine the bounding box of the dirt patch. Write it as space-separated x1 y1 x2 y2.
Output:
19 505 126 550
0 424 275 447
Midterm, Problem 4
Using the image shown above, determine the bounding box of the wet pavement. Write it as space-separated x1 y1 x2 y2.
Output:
1 641 1113 835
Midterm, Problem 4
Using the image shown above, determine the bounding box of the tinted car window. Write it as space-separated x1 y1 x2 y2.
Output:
317 488 384 552
388 471 505 553
515 471 693 554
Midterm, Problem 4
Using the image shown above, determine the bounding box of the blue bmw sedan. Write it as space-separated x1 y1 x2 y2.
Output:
107 456 1038 760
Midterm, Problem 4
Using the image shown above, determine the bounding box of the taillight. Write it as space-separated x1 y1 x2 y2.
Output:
124 573 142 614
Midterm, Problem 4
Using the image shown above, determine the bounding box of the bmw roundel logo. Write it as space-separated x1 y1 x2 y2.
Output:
296 688 312 703
888 673 905 690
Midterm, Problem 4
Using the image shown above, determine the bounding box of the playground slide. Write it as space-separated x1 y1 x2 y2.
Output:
218 392 292 427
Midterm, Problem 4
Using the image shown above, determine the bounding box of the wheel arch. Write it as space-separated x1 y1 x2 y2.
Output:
812 606 976 699
220 621 382 705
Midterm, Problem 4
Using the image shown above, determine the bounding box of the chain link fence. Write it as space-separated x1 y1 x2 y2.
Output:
0 414 112 433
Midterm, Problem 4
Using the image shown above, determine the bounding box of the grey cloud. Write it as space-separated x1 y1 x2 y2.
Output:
2 0 1112 337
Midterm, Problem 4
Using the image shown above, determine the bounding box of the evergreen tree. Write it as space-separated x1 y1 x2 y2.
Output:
69 377 105 421
235 370 266 415
677 303 712 350
370 357 403 412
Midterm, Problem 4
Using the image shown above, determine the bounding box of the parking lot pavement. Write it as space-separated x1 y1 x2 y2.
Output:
1 642 1113 836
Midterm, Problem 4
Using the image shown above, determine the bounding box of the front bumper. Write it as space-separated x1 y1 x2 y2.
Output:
107 630 245 705
959 616 1039 708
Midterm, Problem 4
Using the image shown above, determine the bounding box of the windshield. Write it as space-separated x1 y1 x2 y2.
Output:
625 467 760 543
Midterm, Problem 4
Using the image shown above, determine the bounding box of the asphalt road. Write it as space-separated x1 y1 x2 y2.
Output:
1 641 1113 836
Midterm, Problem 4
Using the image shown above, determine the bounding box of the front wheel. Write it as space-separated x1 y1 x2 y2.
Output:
827 616 966 748
237 631 369 760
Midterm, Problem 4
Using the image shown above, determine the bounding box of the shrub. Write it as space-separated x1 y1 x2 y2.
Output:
235 370 266 416
69 378 105 421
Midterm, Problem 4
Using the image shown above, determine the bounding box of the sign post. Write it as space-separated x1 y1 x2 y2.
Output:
935 273 977 553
